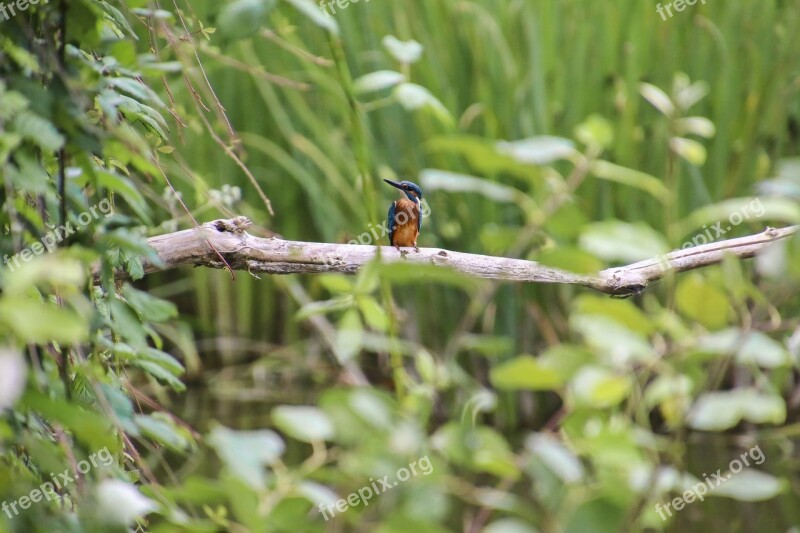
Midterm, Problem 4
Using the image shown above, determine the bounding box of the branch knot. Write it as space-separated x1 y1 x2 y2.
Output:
212 216 252 234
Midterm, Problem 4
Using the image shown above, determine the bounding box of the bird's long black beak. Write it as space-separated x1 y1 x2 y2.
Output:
383 179 403 190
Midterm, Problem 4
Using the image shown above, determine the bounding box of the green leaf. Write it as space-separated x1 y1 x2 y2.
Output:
458 334 513 357
0 39 40 73
99 228 161 266
590 160 672 203
22 390 118 453
92 168 152 223
319 389 395 444
0 87 30 120
377 262 477 290
335 308 363 361
122 284 178 322
675 116 716 138
574 114 614 150
130 360 186 391
639 82 674 116
432 423 518 479
317 274 354 294
354 258 380 294
526 433 584 482
496 136 576 165
675 275 730 330
13 110 64 151
116 95 169 140
98 1 138 39
0 348 26 412
673 76 709 109
536 345 594 383
674 197 800 238
382 35 424 64
100 383 138 435
135 414 192 452
479 224 523 255
109 299 148 348
2 256 85 296
644 375 692 427
217 0 275 39
483 519 539 533
425 136 536 178
347 388 394 429
687 389 786 431
106 77 165 108
357 296 389 332
537 247 604 275
272 405 334 442
490 356 563 390
565 499 625 533
354 70 405 94
579 220 670 263
125 256 144 281
295 295 353 320
573 294 654 335
6 154 51 193
670 137 707 166
112 342 185 377
94 479 158 526
394 83 452 125
695 329 792 368
284 0 339 34
711 470 785 501
571 315 656 366
570 367 631 408
420 169 529 205
0 299 87 344
208 425 285 489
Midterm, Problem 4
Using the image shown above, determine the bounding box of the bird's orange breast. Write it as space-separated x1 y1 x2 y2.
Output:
391 199 420 247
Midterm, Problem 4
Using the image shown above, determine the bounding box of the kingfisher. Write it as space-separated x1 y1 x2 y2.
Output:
384 179 423 252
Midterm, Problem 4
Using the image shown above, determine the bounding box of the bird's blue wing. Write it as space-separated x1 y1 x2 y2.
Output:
417 202 422 234
387 201 396 245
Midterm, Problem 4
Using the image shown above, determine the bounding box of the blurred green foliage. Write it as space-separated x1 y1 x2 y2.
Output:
1 0 800 532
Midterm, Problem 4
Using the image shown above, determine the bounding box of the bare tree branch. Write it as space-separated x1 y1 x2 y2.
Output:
126 216 798 296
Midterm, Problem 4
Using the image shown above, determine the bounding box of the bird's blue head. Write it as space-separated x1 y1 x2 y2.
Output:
384 179 423 202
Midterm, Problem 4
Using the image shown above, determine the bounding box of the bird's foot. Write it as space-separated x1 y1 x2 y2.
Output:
414 245 421 253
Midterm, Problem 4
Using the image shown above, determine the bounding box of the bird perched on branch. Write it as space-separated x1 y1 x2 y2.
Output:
384 179 423 252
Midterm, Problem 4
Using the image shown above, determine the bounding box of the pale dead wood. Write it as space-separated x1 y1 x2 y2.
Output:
127 216 798 296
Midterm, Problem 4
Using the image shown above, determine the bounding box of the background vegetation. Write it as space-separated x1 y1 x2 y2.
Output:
1 0 800 531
